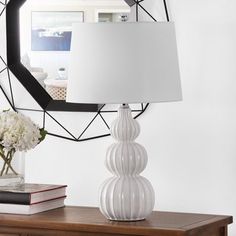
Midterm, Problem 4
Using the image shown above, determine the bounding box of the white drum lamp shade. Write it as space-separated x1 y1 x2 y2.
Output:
66 22 182 221
66 22 182 104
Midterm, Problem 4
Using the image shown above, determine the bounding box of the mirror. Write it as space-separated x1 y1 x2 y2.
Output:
7 0 131 112
4 0 162 141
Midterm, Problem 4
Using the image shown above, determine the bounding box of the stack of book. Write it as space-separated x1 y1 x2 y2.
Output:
0 183 67 215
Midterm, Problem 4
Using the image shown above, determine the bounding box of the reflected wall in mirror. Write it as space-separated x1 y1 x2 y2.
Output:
19 0 131 101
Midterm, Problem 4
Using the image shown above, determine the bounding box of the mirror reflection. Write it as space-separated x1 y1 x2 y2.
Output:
20 0 131 100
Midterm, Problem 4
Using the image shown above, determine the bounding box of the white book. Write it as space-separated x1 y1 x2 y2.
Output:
0 196 66 215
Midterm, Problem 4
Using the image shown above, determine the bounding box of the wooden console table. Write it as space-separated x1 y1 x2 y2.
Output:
0 206 233 236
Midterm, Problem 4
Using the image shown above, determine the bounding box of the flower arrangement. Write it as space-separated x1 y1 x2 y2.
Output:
0 110 46 177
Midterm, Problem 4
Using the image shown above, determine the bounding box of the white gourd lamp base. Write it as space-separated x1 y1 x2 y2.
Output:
99 104 155 221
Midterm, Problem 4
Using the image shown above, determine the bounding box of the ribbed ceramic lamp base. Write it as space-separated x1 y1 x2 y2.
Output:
99 105 155 221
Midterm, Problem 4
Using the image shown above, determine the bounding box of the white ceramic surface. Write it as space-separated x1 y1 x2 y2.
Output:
99 105 155 221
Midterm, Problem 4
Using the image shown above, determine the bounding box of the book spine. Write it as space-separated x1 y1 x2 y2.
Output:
0 192 31 205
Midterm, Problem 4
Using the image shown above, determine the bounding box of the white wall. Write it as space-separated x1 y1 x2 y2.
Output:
0 0 236 234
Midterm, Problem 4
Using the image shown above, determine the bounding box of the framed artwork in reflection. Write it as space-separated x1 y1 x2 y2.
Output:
31 11 84 51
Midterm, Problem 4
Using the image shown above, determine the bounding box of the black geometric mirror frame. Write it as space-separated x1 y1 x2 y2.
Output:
6 0 102 112
0 0 169 141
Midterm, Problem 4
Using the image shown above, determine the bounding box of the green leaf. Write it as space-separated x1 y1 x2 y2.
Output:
0 144 3 153
39 128 47 143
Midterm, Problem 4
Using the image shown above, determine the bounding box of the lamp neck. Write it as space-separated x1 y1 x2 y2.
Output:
121 104 129 109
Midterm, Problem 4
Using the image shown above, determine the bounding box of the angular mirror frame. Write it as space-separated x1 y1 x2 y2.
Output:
6 0 102 112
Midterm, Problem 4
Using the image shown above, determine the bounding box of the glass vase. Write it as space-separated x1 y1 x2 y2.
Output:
0 150 25 187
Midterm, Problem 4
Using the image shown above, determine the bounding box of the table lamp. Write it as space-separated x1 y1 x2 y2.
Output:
66 22 182 221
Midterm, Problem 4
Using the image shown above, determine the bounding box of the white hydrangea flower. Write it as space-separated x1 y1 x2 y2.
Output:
0 111 42 152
